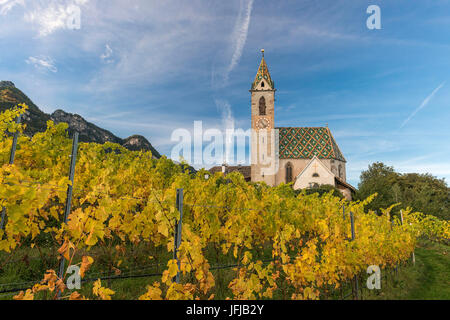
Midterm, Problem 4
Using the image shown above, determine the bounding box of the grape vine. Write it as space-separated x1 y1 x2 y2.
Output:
0 105 448 300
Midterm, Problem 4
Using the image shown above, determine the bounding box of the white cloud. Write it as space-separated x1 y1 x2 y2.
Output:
347 157 450 186
0 0 24 15
25 1 87 37
209 0 254 164
395 162 450 177
84 112 226 156
84 1 226 92
0 0 90 37
215 99 235 164
26 56 57 73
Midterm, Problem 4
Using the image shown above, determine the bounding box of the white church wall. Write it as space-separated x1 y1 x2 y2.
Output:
276 159 310 184
275 158 347 184
293 158 335 190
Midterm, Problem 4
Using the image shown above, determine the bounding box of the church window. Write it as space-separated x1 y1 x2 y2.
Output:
285 162 293 183
259 97 266 115
338 164 343 178
312 173 319 178
331 166 337 175
261 81 265 87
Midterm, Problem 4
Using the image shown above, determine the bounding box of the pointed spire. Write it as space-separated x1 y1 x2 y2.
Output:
252 49 274 90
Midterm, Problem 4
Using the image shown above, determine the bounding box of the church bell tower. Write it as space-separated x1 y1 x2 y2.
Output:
250 49 277 186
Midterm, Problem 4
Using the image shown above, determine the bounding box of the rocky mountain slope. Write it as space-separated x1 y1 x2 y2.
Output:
0 81 161 158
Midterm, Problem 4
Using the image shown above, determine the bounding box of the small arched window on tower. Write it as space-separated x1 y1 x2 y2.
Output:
331 166 337 176
259 96 266 116
285 162 293 183
338 164 343 179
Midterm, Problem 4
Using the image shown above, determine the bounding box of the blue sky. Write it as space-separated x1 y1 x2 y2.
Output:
1 0 450 187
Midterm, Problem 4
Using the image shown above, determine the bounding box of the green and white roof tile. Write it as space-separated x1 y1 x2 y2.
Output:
277 127 346 162
251 57 274 90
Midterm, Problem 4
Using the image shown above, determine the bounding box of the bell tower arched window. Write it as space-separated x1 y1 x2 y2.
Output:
331 166 337 176
259 96 266 116
286 162 293 183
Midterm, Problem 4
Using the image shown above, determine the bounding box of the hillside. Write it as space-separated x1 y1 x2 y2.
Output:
0 81 161 158
0 81 51 135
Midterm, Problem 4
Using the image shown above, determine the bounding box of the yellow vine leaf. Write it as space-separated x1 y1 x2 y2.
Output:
69 291 85 300
92 279 115 300
80 256 94 277
13 289 34 300
139 283 163 300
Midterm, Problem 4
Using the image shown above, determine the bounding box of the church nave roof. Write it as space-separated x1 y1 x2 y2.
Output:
277 127 346 162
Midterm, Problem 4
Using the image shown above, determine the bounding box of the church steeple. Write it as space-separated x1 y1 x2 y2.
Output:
251 49 274 90
250 49 276 186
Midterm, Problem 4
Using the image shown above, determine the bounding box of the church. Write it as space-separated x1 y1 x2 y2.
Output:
210 50 356 200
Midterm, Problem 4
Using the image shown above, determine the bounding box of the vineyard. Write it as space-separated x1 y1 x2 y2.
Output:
0 105 448 300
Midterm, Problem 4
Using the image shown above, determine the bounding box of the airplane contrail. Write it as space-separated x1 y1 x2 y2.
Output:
226 0 254 80
400 82 445 129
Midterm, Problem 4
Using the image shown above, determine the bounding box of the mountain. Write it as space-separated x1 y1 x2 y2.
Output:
50 109 123 145
0 81 51 135
0 81 161 158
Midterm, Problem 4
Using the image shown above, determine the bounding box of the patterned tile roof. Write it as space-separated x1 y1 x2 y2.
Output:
277 127 346 162
251 57 274 90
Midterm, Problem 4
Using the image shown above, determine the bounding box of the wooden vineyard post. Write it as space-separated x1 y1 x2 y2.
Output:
173 188 183 283
400 210 416 266
350 211 359 300
57 132 79 299
350 211 356 241
0 114 21 230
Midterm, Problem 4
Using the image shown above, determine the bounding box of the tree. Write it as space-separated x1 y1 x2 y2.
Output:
396 173 449 220
357 162 399 213
357 162 450 220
